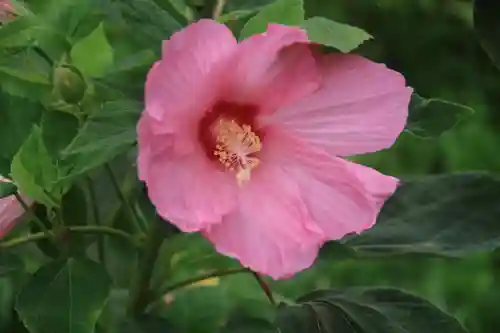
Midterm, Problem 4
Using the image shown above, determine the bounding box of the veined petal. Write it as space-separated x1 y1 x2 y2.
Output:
145 19 237 125
265 54 412 156
144 148 238 232
203 164 324 279
225 24 320 114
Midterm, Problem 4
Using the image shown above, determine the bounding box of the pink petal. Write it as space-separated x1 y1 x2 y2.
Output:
0 177 28 239
0 196 24 238
341 159 399 212
143 147 238 233
203 164 324 279
145 19 237 124
262 131 396 239
265 54 412 156
225 24 320 114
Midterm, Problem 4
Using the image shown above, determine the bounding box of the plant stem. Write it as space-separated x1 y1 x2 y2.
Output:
14 193 55 244
127 219 165 316
251 271 277 306
153 267 248 301
105 164 145 232
86 177 105 263
0 226 137 249
212 0 226 18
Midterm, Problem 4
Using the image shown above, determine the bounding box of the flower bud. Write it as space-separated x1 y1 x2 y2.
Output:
53 65 87 104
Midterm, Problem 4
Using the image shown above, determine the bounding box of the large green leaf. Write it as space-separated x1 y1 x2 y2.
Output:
405 93 474 138
10 126 61 207
16 258 111 333
62 100 141 176
239 0 304 39
29 0 106 42
277 288 467 333
344 172 500 257
300 17 372 53
473 0 500 70
70 22 114 78
0 48 52 100
219 315 276 333
0 252 24 277
110 0 183 52
0 93 43 171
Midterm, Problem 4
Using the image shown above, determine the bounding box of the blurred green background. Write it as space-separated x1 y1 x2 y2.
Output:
265 1 500 333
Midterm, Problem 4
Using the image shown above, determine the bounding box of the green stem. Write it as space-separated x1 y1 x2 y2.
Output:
14 193 56 244
127 219 165 316
0 226 137 249
86 177 105 263
212 0 226 18
251 271 276 306
153 267 248 301
105 164 145 232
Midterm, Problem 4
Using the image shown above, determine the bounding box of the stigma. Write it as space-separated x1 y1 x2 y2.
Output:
212 118 262 186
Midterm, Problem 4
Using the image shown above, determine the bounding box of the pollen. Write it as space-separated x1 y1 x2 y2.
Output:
212 118 262 186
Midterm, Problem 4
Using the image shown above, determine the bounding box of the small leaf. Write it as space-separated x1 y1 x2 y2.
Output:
406 93 474 138
300 17 372 52
344 172 500 257
239 0 304 40
10 126 61 207
277 287 468 333
70 22 114 78
16 258 112 333
473 0 500 69
0 182 17 198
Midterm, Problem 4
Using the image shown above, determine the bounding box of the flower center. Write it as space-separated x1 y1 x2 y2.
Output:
212 118 262 186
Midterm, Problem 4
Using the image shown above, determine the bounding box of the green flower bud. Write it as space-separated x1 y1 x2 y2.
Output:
53 65 87 105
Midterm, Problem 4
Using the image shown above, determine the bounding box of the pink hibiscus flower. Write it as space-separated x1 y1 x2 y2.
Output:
0 177 28 239
138 20 412 279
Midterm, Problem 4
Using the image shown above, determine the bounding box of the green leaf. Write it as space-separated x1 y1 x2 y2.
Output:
0 182 17 199
220 315 276 333
300 17 372 53
62 100 141 176
119 315 176 333
344 172 500 257
473 0 500 70
153 233 239 289
70 22 114 78
0 252 24 277
30 0 105 42
10 126 61 207
41 111 79 160
277 287 468 333
406 93 474 138
111 0 183 52
239 0 304 40
0 48 52 100
16 258 111 333
0 17 36 49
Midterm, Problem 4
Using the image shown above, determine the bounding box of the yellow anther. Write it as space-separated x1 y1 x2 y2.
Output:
212 118 262 186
